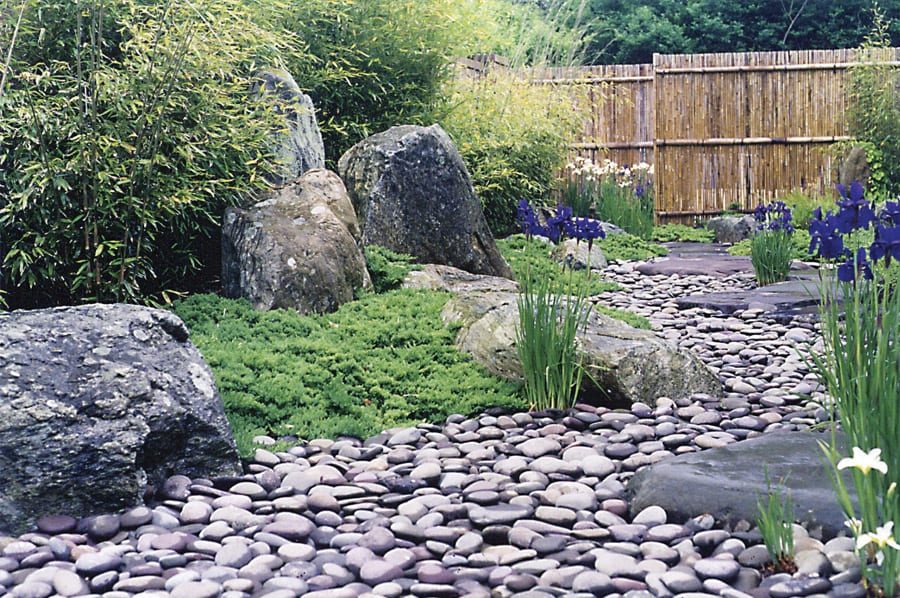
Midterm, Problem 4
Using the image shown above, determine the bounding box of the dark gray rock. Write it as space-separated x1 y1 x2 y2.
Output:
0 304 240 535
675 275 822 317
706 215 757 244
253 69 325 184
837 145 870 190
338 124 514 279
626 430 854 537
222 168 371 314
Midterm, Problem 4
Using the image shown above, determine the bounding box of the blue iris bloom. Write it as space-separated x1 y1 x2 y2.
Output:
837 247 873 283
870 224 900 268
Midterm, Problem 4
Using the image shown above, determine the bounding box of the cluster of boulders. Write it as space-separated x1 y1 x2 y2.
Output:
0 77 726 535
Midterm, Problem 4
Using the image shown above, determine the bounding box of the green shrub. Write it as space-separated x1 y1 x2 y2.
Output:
281 0 467 165
651 224 715 243
496 235 651 329
174 291 524 455
597 233 668 262
439 71 584 237
363 245 419 294
0 0 291 307
847 9 900 199
780 190 832 230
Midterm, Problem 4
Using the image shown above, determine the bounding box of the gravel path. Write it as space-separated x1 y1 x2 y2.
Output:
0 259 867 598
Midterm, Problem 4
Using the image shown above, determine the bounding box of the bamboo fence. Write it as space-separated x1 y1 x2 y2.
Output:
522 48 900 224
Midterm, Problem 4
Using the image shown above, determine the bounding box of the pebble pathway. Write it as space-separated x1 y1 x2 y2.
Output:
0 259 868 598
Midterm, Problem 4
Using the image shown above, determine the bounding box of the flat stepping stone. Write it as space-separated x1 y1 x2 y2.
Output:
637 256 752 277
626 430 855 537
676 274 823 316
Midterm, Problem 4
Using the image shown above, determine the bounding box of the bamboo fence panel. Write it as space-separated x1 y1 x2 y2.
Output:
522 48 900 224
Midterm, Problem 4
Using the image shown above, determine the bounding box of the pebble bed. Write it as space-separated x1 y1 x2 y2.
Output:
0 260 869 598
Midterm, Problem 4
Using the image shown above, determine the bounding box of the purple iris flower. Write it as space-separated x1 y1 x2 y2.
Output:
834 181 877 234
870 224 900 268
837 247 873 283
882 201 900 226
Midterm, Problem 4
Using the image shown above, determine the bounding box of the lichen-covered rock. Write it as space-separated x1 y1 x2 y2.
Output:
338 124 514 279
0 304 241 535
253 69 326 184
442 291 721 404
706 215 756 244
222 168 370 314
837 145 870 190
402 264 519 294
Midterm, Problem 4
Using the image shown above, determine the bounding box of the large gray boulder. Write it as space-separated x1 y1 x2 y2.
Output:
338 124 514 279
627 430 855 537
254 69 326 184
440 290 721 404
0 304 241 535
222 168 371 314
706 215 757 244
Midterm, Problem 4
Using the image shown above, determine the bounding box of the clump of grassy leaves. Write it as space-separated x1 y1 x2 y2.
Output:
651 224 715 243
174 291 524 455
497 234 651 329
728 229 812 261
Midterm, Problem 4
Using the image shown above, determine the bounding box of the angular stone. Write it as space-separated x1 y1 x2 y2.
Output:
222 169 371 315
253 69 325 185
441 291 721 403
339 124 513 279
628 430 855 536
0 304 240 535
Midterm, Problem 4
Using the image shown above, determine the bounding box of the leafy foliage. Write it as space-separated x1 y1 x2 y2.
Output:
497 235 619 296
651 224 715 243
597 233 668 261
280 0 467 165
0 0 292 308
496 234 651 328
847 9 900 199
174 291 525 455
363 245 419 294
582 0 900 65
439 71 585 236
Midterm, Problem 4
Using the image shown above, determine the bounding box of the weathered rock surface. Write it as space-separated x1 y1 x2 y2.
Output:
253 69 325 184
636 255 753 277
403 264 518 294
676 275 822 316
222 168 371 314
626 430 854 537
837 145 870 190
338 124 514 279
554 239 608 270
706 215 757 244
0 304 240 535
441 291 722 404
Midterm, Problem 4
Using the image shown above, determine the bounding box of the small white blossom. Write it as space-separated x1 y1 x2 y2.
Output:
856 521 900 552
838 447 889 475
